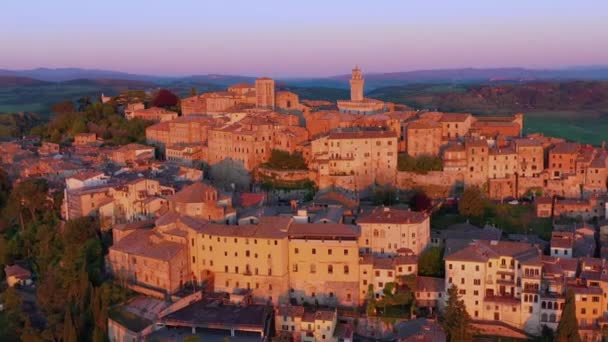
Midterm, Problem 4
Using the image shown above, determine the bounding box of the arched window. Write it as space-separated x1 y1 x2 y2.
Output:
550 313 556 322
541 301 546 309
534 295 538 303
373 229 379 237
541 313 548 322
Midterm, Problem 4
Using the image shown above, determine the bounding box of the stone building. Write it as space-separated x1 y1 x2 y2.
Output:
357 207 430 256
464 139 489 186
445 240 544 334
549 142 580 178
110 143 155 166
255 77 275 109
337 67 386 115
168 182 234 223
288 223 361 306
406 119 442 157
311 129 398 192
126 107 178 122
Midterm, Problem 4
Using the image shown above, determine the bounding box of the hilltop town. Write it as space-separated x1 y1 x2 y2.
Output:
1 67 608 341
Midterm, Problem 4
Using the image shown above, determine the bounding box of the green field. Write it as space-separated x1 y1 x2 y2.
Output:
524 111 608 146
0 84 106 117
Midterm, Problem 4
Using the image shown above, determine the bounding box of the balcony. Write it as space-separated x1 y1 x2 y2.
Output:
497 278 515 285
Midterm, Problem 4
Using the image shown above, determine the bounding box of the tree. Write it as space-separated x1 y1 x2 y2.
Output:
373 185 397 206
538 324 554 342
397 154 443 173
442 285 474 341
411 191 432 212
418 247 444 277
76 97 92 112
51 100 75 114
458 186 485 218
152 89 179 108
556 289 581 342
0 287 27 337
4 178 50 229
0 167 11 210
63 309 78 342
262 150 308 170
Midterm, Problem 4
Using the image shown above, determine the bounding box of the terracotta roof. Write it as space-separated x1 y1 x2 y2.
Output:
416 276 445 293
407 119 441 129
439 113 472 122
240 193 266 207
551 142 580 154
277 305 305 318
203 216 291 239
465 139 488 148
288 223 359 239
327 130 397 140
110 229 185 261
514 138 542 147
313 191 358 209
358 207 427 224
69 170 104 181
169 182 217 204
229 82 254 89
4 264 31 279
551 232 574 249
115 143 154 152
445 240 539 263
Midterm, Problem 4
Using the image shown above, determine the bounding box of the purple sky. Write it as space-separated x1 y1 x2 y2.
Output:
1 0 607 77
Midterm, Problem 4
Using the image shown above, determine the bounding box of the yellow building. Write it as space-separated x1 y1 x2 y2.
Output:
288 223 360 306
357 207 430 256
445 240 541 332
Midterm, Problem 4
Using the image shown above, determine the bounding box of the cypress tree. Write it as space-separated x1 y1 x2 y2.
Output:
556 289 581 342
442 284 475 341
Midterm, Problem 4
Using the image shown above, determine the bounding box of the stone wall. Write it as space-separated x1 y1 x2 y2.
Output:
396 171 464 198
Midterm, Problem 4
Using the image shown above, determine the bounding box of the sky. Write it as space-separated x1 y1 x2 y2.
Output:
1 0 607 77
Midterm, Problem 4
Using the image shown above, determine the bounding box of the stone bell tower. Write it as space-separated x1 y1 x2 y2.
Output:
350 66 364 102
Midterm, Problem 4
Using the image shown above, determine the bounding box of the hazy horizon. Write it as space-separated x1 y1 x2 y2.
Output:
2 0 608 77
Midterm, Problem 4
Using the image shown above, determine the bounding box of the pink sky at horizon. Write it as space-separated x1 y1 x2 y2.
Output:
1 0 607 77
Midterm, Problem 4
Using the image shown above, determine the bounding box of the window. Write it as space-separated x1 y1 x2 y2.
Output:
328 249 332 255
294 248 299 254
344 249 349 256
328 265 333 274
312 248 316 255
293 264 298 272
310 264 316 274
344 265 350 275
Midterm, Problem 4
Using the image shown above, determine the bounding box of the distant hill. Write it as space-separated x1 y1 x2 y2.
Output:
3 66 608 90
0 76 51 87
329 67 608 90
0 68 166 83
175 74 258 87
368 81 608 114
59 78 157 88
